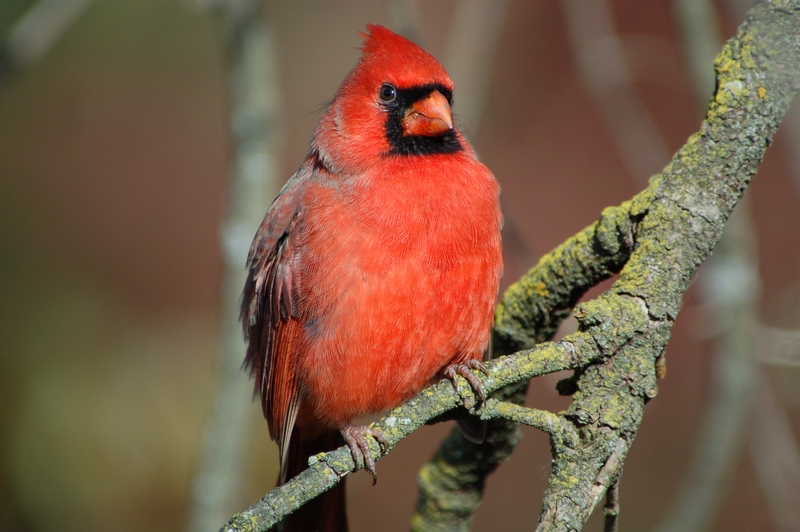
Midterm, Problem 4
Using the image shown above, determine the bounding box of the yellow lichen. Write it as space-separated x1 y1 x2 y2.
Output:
534 282 549 297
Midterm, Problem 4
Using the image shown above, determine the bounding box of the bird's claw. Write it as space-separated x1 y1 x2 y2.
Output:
341 425 389 485
443 359 488 404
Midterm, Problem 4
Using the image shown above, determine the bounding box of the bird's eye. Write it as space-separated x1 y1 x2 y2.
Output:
379 83 397 103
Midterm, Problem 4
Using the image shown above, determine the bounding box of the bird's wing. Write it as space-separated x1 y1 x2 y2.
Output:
241 163 311 469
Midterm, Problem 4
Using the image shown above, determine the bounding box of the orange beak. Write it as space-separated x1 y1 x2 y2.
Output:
401 90 454 137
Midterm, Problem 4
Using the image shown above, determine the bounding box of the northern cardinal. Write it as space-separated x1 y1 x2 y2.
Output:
241 24 502 531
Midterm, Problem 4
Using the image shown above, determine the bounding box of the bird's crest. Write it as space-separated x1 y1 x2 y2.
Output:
355 24 452 91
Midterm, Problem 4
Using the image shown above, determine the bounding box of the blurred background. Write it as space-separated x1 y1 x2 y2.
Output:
0 0 798 530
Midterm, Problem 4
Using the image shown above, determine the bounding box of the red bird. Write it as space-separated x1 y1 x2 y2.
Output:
241 24 502 531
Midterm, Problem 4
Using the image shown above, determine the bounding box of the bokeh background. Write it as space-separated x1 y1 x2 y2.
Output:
1 1 798 531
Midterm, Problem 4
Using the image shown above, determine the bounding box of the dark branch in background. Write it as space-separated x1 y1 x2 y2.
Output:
442 0 508 137
186 1 284 529
676 0 722 103
760 326 800 366
0 0 94 81
221 1 800 530
562 0 670 183
750 375 800 531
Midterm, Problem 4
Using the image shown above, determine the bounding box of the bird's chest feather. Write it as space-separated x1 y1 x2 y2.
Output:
292 158 501 426
301 159 496 295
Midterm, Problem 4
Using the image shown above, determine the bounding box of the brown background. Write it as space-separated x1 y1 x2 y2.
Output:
0 1 798 530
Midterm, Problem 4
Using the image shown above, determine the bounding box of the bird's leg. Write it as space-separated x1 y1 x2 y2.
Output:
443 359 489 403
340 425 390 485
446 360 490 443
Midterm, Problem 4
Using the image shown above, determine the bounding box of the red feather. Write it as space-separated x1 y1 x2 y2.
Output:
242 24 503 531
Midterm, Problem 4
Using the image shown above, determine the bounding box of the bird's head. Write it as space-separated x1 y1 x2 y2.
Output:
312 24 465 175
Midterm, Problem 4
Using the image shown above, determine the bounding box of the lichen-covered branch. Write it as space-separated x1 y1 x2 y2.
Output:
653 1 763 528
221 338 593 531
417 1 799 530
221 2 800 530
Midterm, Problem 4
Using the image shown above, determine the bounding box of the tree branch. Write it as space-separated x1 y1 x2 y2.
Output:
653 1 762 529
415 2 792 529
221 1 800 530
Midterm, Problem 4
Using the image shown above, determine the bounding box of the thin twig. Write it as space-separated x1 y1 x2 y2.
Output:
604 480 620 532
750 375 800 532
480 399 572 440
759 326 800 367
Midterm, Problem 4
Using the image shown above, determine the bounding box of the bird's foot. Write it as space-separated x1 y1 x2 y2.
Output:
443 359 489 404
340 425 389 485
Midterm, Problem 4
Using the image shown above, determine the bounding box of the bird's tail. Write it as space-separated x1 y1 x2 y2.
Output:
278 428 348 532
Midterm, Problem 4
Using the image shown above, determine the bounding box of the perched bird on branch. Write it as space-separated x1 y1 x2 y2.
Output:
241 24 502 531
